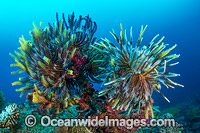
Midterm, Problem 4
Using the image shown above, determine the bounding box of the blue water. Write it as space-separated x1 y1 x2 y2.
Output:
0 0 199 109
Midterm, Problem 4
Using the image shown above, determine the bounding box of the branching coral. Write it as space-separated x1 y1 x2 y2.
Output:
94 24 184 118
10 13 109 111
0 104 20 131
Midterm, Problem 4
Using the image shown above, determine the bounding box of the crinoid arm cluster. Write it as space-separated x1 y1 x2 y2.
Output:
94 24 184 118
10 13 109 112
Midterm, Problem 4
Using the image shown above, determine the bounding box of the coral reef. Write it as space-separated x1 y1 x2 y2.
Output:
5 12 185 132
77 88 156 132
94 24 183 117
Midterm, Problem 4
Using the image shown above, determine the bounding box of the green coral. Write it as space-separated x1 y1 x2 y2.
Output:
161 107 180 116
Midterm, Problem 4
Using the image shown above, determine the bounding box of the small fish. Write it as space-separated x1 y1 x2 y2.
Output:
111 58 115 65
67 70 73 75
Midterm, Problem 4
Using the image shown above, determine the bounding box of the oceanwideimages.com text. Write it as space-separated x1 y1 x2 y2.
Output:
25 115 177 129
